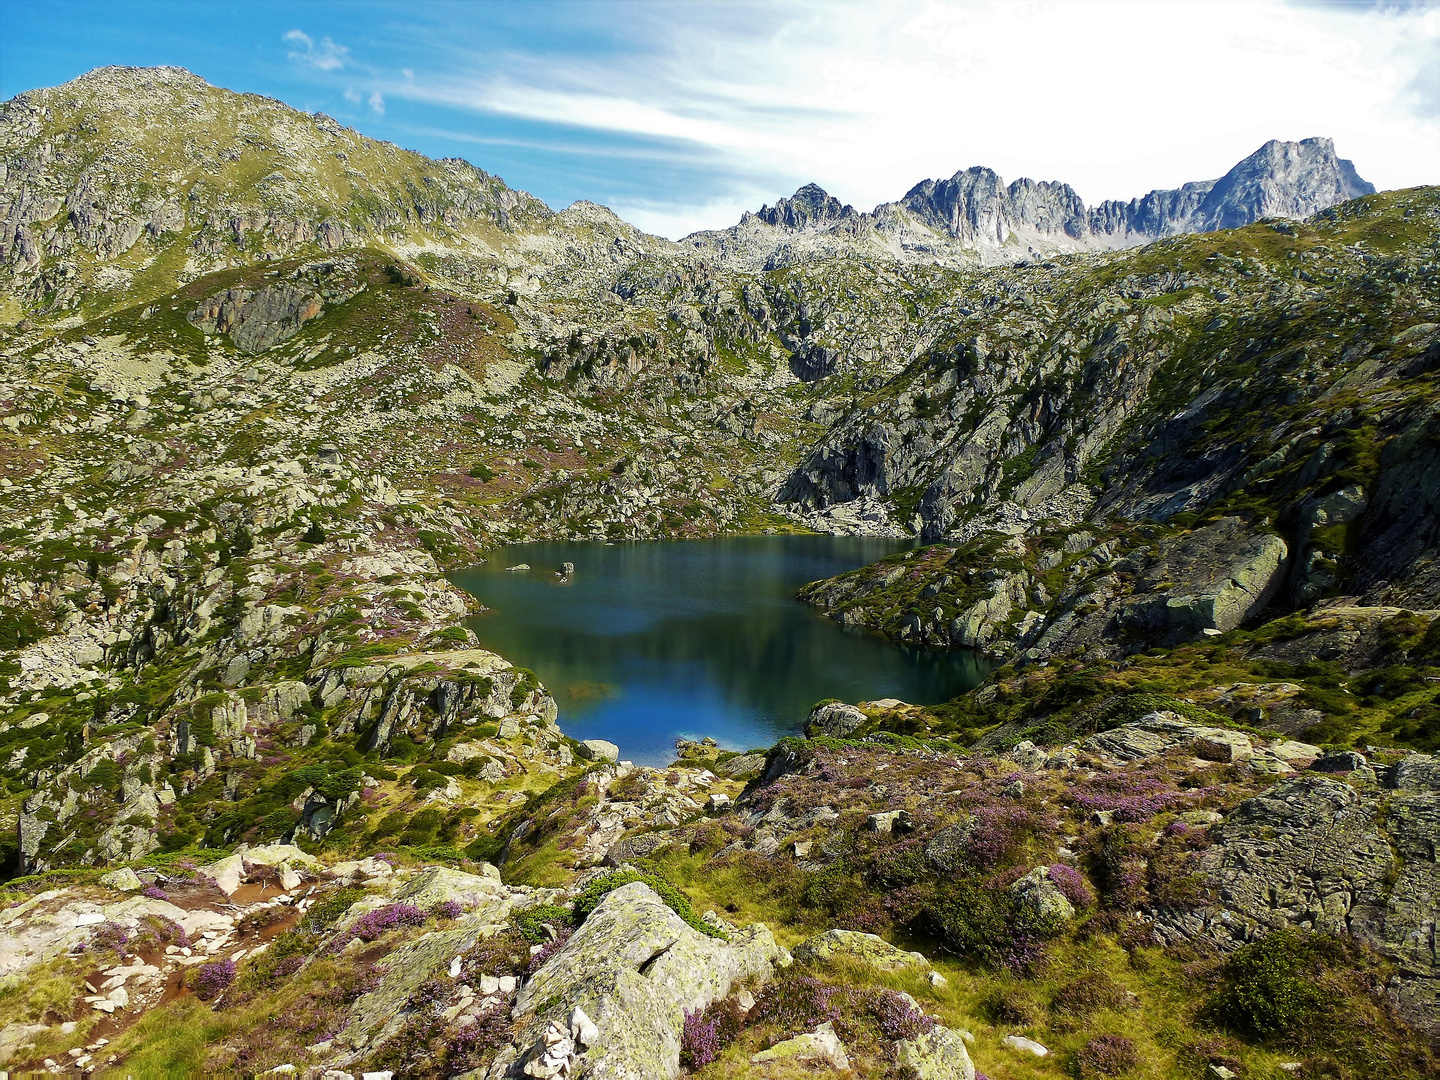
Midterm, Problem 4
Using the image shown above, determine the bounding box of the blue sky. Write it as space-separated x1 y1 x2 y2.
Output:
2 0 1437 238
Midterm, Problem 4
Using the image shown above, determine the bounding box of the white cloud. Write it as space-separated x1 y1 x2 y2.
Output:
385 0 1440 235
368 90 386 116
284 28 348 72
343 87 361 104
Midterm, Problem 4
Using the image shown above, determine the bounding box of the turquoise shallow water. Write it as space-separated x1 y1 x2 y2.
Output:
448 536 989 765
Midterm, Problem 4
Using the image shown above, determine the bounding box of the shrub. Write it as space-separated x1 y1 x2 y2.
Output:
514 903 574 943
1074 1034 1138 1077
1052 973 1129 1018
304 886 365 931
431 900 464 920
868 988 934 1041
448 1004 512 1071
980 984 1039 1026
1047 863 1096 908
193 958 237 1001
1206 929 1335 1041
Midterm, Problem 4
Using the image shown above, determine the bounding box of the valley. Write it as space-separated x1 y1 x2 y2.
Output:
0 64 1436 1080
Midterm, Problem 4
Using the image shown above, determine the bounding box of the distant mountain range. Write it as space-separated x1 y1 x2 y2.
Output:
684 137 1375 268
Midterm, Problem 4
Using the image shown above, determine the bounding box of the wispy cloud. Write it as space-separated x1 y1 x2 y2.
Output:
284 29 348 72
376 0 1439 233
368 90 385 115
343 86 361 104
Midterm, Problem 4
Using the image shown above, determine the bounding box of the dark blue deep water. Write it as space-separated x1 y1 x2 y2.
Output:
449 536 988 765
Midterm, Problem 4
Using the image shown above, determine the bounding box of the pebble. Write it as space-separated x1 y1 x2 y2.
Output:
1003 1034 1049 1057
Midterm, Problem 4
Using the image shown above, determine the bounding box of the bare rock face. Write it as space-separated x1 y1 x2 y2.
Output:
187 259 363 353
1117 517 1289 638
689 137 1374 271
497 881 788 1079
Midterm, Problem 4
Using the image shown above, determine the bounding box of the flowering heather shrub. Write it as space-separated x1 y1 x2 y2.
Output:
461 927 535 978
1075 1034 1138 1076
524 925 573 976
680 1000 746 1070
142 885 171 901
965 805 1036 868
753 973 846 1032
1047 863 1096 908
432 899 464 920
406 972 453 1012
835 895 890 935
132 914 189 952
1090 827 1148 909
193 958 237 1000
449 1005 513 1071
90 921 133 953
1069 774 1183 823
351 903 428 942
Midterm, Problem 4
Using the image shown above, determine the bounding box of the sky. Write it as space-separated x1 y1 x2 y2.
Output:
1 0 1437 239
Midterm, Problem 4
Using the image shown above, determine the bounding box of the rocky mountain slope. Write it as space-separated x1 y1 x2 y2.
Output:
0 64 1437 1079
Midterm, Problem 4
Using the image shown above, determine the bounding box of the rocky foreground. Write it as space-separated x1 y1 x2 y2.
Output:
0 65 1437 1078
1 714 1435 1078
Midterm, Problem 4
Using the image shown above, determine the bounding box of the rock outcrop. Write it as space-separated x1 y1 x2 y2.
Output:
1151 763 1440 1037
493 881 789 1079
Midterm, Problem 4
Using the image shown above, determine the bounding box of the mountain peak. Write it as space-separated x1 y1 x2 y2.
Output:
1195 136 1376 231
749 183 856 229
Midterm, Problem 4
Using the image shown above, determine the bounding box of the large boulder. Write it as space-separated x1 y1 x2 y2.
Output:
896 1025 976 1080
390 864 505 910
750 1021 850 1070
577 739 621 763
791 929 931 973
1008 866 1076 925
1118 517 1288 638
806 701 867 739
1080 712 1253 764
497 881 788 1079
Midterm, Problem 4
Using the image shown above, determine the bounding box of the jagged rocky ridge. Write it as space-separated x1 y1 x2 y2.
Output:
0 64 1437 1078
683 136 1375 269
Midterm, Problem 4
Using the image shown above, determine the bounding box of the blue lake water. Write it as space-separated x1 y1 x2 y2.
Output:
448 536 989 765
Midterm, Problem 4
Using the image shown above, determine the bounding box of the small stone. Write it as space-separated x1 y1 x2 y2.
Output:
793 840 813 858
1209 1067 1238 1080
705 793 731 811
1003 1034 1048 1057
449 957 462 978
570 1005 599 1047
736 989 756 1014
866 810 911 834
928 970 948 988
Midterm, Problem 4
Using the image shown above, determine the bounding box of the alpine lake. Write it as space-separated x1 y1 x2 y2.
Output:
449 536 989 765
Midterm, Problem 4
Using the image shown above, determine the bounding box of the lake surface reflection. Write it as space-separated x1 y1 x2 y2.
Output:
449 536 989 765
